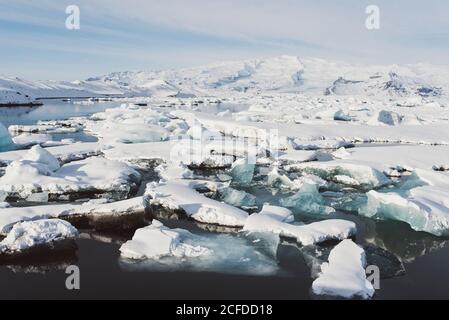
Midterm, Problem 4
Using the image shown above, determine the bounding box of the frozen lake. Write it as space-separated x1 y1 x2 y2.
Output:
1 98 449 299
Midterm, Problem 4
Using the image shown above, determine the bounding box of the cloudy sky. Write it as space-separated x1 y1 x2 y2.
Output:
0 0 448 80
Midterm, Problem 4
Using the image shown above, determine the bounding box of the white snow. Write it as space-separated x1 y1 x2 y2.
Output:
0 197 145 235
120 220 212 260
0 219 78 255
146 180 248 227
22 145 61 171
312 239 375 299
243 206 356 246
0 155 140 200
0 142 101 165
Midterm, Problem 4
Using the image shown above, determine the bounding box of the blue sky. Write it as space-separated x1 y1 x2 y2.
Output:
0 0 448 80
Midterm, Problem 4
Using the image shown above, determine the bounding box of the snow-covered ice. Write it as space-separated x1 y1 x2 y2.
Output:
120 220 279 275
145 180 248 227
120 220 212 260
0 197 145 235
0 219 78 256
311 239 375 299
0 155 140 201
243 205 355 245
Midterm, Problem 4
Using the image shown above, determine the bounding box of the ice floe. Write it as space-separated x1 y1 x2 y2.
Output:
242 205 355 245
311 239 375 299
146 180 248 227
0 197 145 234
0 155 140 201
0 219 78 258
120 220 279 275
120 220 212 260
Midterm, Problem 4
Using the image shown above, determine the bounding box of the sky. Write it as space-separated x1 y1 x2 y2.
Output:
0 0 448 80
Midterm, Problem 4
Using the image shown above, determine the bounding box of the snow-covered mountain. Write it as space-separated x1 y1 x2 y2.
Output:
0 76 125 105
1 55 448 104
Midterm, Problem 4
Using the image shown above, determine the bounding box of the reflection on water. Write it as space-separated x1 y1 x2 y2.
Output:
0 100 122 127
0 213 449 299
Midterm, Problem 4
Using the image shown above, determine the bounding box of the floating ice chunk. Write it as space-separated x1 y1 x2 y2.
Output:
219 187 256 208
146 180 249 227
312 239 375 299
280 183 336 215
333 110 352 122
0 202 11 208
0 196 146 235
120 220 212 260
25 192 49 203
243 207 356 246
11 133 53 147
332 147 351 160
287 162 391 189
293 139 352 151
155 162 194 181
242 231 280 259
0 121 13 151
120 220 278 275
9 123 82 134
229 158 255 186
22 145 60 171
0 156 140 201
267 167 299 189
370 110 403 126
359 184 449 236
217 174 233 182
258 204 294 223
90 122 169 144
275 149 318 163
267 167 326 191
0 219 78 256
333 175 360 186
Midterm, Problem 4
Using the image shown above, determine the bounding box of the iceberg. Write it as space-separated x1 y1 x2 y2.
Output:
280 183 336 215
311 239 375 299
120 220 279 275
0 121 13 152
229 158 255 186
218 187 256 208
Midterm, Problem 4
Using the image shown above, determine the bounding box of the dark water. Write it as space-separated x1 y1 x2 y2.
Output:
0 99 123 144
1 214 449 300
